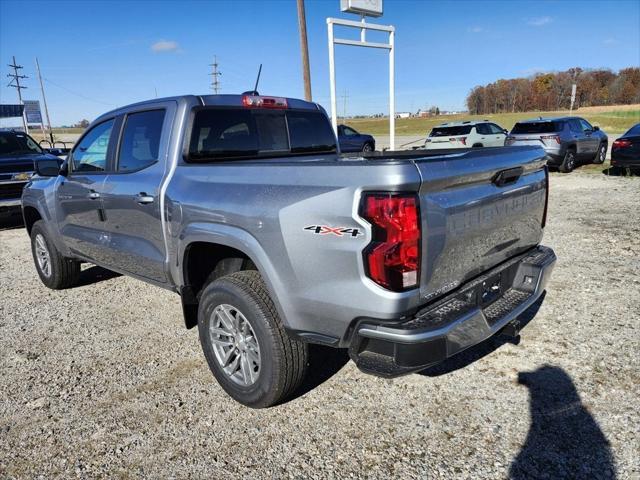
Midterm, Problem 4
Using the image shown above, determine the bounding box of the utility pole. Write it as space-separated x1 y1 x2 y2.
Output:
7 56 29 133
340 89 348 121
209 56 222 94
296 0 312 101
35 57 54 143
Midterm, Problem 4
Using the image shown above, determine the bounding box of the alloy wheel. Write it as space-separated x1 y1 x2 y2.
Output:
209 304 261 386
35 234 52 278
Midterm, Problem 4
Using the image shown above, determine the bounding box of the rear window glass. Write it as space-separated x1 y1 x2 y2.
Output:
188 108 336 161
624 124 640 136
511 122 562 134
429 125 472 137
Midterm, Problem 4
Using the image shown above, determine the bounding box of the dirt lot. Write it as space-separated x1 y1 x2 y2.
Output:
1 172 638 479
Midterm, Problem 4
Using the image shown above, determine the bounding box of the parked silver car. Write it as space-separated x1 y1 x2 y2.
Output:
506 117 608 173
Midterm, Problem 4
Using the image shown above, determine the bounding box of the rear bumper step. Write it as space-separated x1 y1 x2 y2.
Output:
349 245 556 378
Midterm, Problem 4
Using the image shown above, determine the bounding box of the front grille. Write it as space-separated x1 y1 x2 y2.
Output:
0 162 34 174
0 182 26 200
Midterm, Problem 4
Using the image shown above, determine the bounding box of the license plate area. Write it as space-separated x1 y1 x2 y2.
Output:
480 273 502 307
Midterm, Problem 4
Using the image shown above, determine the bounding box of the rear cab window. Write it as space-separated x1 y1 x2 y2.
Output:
429 125 473 137
117 109 165 172
187 108 336 162
511 122 563 134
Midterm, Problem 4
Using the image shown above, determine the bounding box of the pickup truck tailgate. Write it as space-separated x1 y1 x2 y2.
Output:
412 146 547 302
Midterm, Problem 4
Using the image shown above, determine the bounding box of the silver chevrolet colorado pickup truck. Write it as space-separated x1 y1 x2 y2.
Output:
22 94 556 408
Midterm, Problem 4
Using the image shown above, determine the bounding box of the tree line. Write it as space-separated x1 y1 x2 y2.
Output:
466 67 640 115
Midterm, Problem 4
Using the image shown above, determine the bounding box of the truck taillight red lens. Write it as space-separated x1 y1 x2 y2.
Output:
361 193 421 291
242 95 288 109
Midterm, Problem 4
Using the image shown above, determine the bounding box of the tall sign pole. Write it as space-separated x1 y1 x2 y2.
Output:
296 0 312 101
569 84 577 114
328 1 394 149
7 56 29 133
35 58 54 143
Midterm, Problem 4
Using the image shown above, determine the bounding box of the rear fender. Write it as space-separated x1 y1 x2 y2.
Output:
176 222 292 328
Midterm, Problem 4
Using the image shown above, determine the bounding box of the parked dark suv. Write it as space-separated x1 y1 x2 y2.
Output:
337 125 375 152
506 117 608 173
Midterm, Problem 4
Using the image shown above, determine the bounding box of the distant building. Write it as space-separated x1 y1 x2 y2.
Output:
395 112 411 119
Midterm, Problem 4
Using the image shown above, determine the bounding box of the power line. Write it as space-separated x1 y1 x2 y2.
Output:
210 55 222 94
6 56 29 132
42 77 115 106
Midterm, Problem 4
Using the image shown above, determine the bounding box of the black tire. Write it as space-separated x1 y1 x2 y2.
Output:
559 149 576 173
593 143 607 164
362 142 374 152
30 220 80 289
197 270 308 408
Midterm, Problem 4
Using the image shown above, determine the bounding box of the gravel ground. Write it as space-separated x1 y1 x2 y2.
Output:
1 171 638 479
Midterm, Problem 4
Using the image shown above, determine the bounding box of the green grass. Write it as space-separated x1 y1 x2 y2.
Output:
347 109 640 137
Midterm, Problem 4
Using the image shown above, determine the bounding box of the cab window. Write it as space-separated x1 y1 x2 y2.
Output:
71 119 114 172
118 110 165 172
343 126 358 136
579 119 593 132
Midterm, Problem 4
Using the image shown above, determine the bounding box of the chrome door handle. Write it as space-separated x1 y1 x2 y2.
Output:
136 193 154 205
88 191 100 199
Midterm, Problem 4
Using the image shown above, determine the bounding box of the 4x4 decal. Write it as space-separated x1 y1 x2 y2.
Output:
304 225 364 237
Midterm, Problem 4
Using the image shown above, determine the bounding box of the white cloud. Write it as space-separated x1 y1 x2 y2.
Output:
603 38 618 45
468 26 484 33
151 40 180 53
527 16 553 27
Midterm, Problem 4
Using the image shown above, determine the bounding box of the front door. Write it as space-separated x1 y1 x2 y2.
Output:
57 118 115 263
100 107 171 283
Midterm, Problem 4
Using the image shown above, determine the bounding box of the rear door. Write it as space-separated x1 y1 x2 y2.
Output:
100 104 174 283
578 118 599 156
57 118 116 262
568 119 587 156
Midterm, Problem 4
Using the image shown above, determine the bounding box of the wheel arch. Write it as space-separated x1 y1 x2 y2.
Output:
22 205 43 234
177 224 289 330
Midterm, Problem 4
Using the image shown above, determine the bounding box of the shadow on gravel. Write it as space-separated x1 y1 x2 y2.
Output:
418 293 545 378
283 344 350 404
76 265 122 287
510 366 616 479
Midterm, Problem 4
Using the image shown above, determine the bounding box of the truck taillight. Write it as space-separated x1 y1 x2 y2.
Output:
360 193 421 291
242 95 288 109
542 165 549 228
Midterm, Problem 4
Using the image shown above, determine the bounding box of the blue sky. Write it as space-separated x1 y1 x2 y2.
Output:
1 0 639 126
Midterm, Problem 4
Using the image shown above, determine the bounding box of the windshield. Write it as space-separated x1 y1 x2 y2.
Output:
0 131 43 156
511 122 562 134
188 108 337 161
429 125 472 137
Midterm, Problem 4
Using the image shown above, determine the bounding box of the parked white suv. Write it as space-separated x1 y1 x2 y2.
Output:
424 121 508 149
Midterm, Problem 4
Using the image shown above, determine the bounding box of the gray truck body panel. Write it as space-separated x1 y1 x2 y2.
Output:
23 94 552 349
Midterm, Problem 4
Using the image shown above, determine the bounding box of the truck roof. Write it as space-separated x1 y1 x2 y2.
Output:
95 94 322 123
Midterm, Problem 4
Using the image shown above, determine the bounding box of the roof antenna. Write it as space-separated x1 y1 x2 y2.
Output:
242 64 262 96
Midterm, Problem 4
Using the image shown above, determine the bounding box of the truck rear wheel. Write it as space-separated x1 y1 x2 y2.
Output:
197 270 308 408
30 220 80 289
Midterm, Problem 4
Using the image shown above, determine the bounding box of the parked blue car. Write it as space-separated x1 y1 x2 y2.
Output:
337 125 375 152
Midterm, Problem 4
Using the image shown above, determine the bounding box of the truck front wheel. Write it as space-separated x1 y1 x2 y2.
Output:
30 220 80 289
197 270 308 408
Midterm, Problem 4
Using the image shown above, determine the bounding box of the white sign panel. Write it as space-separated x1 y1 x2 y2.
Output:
340 0 383 17
23 100 43 124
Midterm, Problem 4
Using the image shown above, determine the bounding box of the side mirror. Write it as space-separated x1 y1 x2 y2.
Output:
593 126 600 131
35 159 63 177
503 129 508 134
